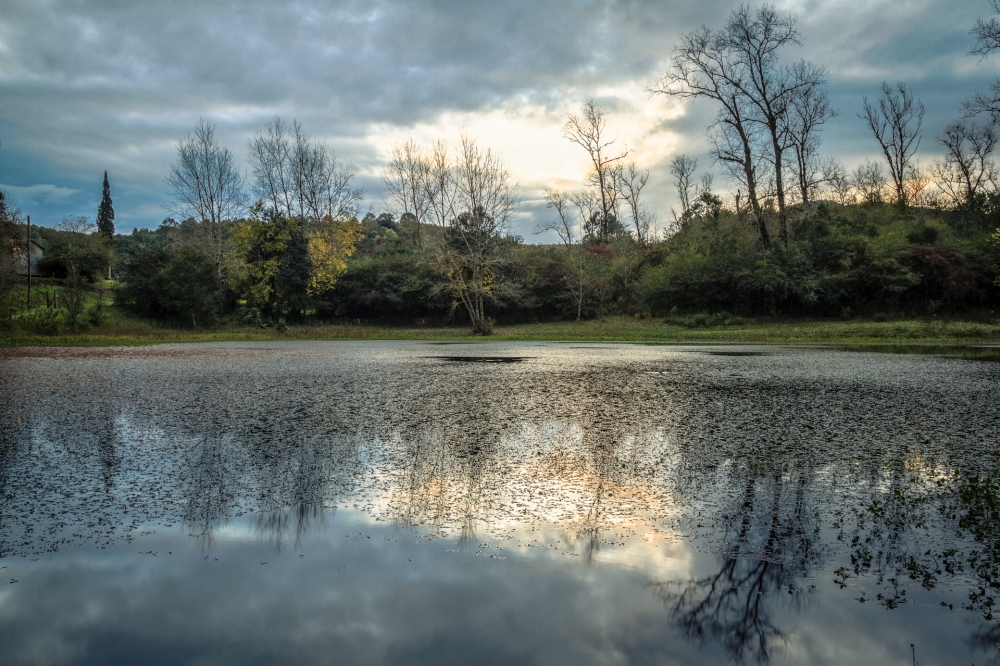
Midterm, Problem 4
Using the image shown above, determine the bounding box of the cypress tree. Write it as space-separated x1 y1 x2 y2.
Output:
97 171 115 239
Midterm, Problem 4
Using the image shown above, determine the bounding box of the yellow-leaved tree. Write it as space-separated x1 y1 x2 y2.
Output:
307 215 363 296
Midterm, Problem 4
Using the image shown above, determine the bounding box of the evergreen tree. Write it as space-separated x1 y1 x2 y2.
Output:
97 171 115 239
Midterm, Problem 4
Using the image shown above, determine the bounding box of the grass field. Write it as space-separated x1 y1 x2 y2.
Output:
3 312 1000 347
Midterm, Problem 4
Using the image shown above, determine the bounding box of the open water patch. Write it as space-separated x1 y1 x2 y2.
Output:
436 356 532 363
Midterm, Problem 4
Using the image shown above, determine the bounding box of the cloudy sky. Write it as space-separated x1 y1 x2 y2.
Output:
1 0 998 240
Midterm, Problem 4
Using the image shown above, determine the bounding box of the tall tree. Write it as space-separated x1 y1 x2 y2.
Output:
167 119 245 273
615 161 652 242
563 100 628 241
382 139 432 248
97 171 115 240
536 189 589 320
439 135 519 334
719 6 825 245
931 119 998 207
786 85 838 205
669 154 699 225
654 6 824 247
860 82 925 206
652 25 770 247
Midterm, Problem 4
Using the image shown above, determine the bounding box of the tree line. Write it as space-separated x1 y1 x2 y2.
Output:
3 2 1000 333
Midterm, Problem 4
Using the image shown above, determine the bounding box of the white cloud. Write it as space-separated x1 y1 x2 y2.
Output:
0 183 79 206
0 0 995 230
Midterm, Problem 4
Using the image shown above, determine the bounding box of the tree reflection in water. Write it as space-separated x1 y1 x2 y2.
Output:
651 456 819 665
2 344 1000 664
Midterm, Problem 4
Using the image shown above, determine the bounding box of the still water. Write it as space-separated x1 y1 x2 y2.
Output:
0 341 998 665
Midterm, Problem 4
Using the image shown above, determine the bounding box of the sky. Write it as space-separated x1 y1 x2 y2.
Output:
1 0 999 241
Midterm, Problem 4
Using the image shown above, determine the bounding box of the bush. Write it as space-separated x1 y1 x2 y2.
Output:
117 246 222 327
21 307 61 335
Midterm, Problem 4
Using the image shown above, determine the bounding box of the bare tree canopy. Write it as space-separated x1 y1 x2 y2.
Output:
55 215 97 234
786 84 838 205
965 2 1000 124
426 140 456 229
615 161 652 243
292 123 364 224
536 189 577 247
440 134 519 334
167 118 246 225
248 117 295 217
722 8 826 244
971 0 1000 57
932 119 998 206
248 117 362 225
860 82 925 206
382 139 432 248
535 188 589 320
669 154 698 223
453 134 518 227
563 100 628 240
853 159 887 205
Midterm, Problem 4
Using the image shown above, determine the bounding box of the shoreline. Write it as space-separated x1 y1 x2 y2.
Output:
3 316 1000 348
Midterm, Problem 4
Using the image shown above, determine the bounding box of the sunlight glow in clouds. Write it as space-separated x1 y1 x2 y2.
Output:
0 0 994 233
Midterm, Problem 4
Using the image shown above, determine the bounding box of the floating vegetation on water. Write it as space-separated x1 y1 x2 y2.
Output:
1 342 998 664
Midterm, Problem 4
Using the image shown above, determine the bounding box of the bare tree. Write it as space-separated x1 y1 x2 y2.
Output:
972 0 1000 56
291 122 363 226
535 189 588 320
439 135 519 334
860 82 925 206
248 117 296 217
563 100 628 240
168 120 246 225
382 139 432 248
615 161 652 242
426 140 456 229
167 119 245 272
719 7 826 245
652 25 771 247
962 3 1000 122
669 154 699 225
966 2 1000 122
829 167 856 205
707 107 774 236
904 163 934 207
570 190 600 233
786 84 838 204
932 119 998 206
248 118 362 226
55 215 97 234
853 159 887 205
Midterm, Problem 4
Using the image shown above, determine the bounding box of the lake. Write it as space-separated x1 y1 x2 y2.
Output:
1 341 998 665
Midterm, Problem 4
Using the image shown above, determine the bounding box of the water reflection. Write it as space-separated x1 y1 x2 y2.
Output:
652 458 821 664
0 342 998 664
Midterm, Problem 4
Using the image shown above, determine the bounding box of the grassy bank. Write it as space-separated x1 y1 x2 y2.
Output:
2 315 1000 347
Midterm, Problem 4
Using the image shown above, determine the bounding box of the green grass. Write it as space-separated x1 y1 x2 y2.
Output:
3 313 1000 347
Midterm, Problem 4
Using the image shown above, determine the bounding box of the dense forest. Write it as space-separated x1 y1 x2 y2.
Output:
3 3 1000 335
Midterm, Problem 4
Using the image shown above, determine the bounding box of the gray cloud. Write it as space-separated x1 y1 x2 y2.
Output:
0 0 998 233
